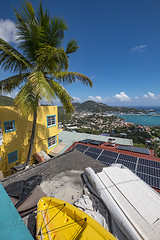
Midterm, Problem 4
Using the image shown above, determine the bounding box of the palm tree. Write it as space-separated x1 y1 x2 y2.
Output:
0 2 92 166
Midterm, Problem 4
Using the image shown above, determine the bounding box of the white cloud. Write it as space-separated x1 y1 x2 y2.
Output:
0 19 17 43
87 96 103 102
144 92 156 99
135 96 139 99
73 97 81 102
144 94 148 98
114 92 131 102
148 91 156 99
131 45 147 52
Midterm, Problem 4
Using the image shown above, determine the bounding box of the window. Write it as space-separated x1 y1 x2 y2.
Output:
48 135 57 148
4 121 15 132
47 115 56 127
8 151 18 164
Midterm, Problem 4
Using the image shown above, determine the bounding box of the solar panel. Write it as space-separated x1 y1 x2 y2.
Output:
137 165 154 176
118 154 137 163
74 144 88 152
149 160 160 168
116 145 132 151
137 172 150 185
74 143 160 190
137 172 160 189
152 177 160 189
85 151 99 159
133 147 150 155
98 155 116 165
138 158 159 168
116 159 136 171
85 147 102 154
102 150 118 158
138 158 150 166
90 140 105 146
79 139 93 143
137 164 160 177
116 145 150 155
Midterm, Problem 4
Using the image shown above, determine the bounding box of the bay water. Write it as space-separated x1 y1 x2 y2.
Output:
118 114 160 126
118 107 160 126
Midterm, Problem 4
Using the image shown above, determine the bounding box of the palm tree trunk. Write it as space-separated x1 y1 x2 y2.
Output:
26 109 37 166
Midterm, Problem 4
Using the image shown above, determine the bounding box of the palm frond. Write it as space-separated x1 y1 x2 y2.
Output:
14 6 42 62
36 45 69 71
14 1 35 24
66 39 79 54
14 1 36 34
37 2 67 47
54 71 93 87
28 70 56 101
0 73 29 92
48 79 74 114
37 1 50 29
14 82 38 115
14 2 68 61
48 17 68 47
0 38 33 72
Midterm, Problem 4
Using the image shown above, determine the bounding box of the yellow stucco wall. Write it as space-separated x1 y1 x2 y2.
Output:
0 105 59 176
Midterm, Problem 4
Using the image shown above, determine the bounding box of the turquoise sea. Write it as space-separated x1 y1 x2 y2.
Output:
118 114 160 126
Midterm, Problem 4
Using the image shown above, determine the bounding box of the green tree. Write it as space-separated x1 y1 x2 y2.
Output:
0 2 92 166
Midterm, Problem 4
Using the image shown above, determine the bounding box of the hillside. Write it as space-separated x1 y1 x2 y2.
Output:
0 95 14 106
59 100 147 114
76 101 147 113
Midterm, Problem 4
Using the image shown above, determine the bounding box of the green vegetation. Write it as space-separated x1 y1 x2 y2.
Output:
59 100 147 114
0 2 92 165
0 95 14 106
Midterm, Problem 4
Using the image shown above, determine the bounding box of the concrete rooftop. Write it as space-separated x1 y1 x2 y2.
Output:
56 130 133 155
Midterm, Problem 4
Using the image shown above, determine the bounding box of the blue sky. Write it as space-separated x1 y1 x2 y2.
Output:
1 0 160 106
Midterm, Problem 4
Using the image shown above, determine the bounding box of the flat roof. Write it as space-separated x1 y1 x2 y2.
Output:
57 130 133 155
1 149 106 200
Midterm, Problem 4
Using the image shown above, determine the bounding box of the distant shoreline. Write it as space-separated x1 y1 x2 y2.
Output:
118 113 160 127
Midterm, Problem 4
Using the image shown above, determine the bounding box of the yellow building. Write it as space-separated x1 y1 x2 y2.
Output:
0 105 60 176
